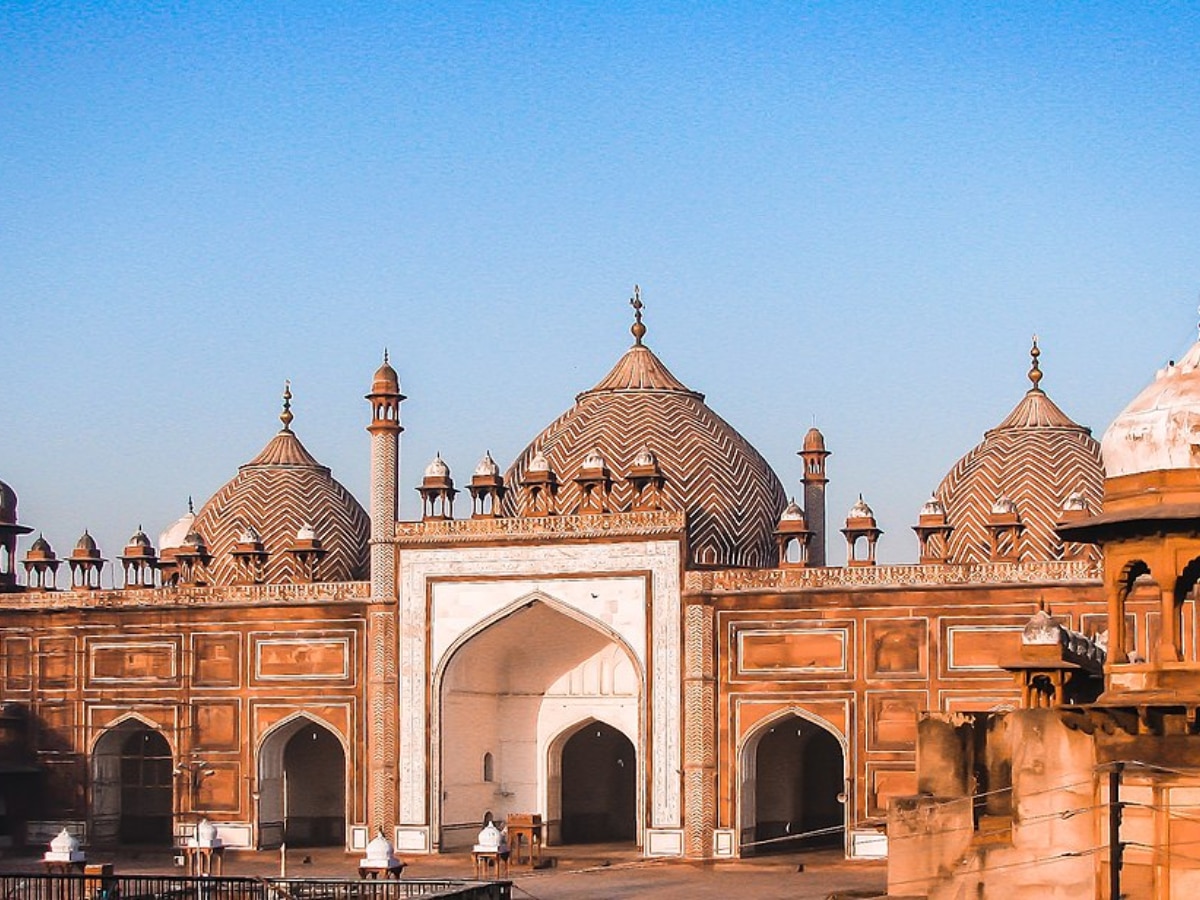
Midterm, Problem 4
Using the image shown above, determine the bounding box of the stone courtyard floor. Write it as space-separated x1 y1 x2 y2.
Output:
1 843 889 899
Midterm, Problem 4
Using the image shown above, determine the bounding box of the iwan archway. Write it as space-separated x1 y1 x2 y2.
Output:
91 718 174 846
436 595 643 850
738 711 847 856
257 716 346 848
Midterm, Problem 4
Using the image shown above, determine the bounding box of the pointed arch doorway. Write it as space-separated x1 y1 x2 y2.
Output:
257 717 346 848
92 720 173 846
739 713 847 856
556 720 636 843
437 596 642 849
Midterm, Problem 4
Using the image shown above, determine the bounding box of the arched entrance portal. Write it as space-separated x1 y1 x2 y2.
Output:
92 720 173 846
740 713 846 856
257 717 345 848
438 597 641 849
559 721 636 843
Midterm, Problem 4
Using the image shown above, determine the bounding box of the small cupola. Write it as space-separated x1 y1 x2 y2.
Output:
574 448 612 514
841 495 882 567
289 524 327 583
23 534 60 590
230 524 269 584
775 498 813 567
118 526 158 588
68 530 106 589
418 454 458 520
628 446 667 511
468 452 506 518
173 529 212 586
521 452 559 516
912 494 953 565
988 496 1022 562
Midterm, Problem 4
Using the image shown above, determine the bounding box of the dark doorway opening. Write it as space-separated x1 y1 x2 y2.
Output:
752 716 843 854
281 724 345 847
560 722 636 843
118 728 173 845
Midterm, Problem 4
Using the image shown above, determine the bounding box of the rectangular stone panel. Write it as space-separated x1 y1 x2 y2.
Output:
944 623 1024 676
194 633 242 687
37 637 75 688
194 701 240 751
89 641 178 684
867 691 925 751
195 762 240 812
254 636 351 682
35 703 74 753
868 766 918 817
865 618 927 679
737 627 849 675
4 636 31 691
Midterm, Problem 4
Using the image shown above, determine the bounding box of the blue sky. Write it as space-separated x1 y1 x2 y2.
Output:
3 2 1200 572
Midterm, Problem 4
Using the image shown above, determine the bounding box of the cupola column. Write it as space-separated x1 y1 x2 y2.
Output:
365 353 405 838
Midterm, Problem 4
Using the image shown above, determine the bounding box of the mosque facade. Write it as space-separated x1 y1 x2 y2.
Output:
0 302 1125 864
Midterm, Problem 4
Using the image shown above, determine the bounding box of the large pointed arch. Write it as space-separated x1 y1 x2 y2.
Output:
91 717 175 847
736 708 849 857
256 713 348 849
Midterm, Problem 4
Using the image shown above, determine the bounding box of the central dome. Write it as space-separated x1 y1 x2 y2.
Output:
504 341 786 568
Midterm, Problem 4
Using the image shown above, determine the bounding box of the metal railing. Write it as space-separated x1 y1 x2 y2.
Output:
0 875 510 900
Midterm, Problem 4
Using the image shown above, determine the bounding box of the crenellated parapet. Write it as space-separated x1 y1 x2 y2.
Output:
395 509 686 545
0 579 370 610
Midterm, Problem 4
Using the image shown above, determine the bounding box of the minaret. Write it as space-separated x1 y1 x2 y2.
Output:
366 352 405 600
364 351 404 837
799 428 830 566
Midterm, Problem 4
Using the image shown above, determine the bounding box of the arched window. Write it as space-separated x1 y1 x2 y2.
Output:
483 752 494 783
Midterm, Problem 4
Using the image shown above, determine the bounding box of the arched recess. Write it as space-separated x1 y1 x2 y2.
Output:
91 717 174 846
737 710 848 857
256 715 347 849
1173 557 1200 662
548 719 637 844
434 593 643 850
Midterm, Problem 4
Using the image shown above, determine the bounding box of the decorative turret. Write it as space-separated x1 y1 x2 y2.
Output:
628 447 666 512
230 524 268 584
1058 491 1093 561
417 454 458 520
67 530 106 589
118 526 158 588
775 498 813 567
799 428 830 566
520 452 559 516
841 495 882 567
912 495 952 565
987 496 1022 562
468 452 506 518
23 534 60 590
574 448 612 514
289 524 327 583
173 529 211 585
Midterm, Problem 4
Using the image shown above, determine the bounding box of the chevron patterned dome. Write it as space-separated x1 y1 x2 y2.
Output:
933 342 1103 564
505 341 787 568
193 412 369 585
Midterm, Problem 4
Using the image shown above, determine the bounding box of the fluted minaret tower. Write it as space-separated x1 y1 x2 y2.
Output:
366 351 405 599
799 428 830 567
365 351 404 835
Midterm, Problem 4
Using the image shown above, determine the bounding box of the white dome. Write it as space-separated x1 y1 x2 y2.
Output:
1062 491 1089 513
475 820 502 851
991 497 1018 516
780 498 805 522
474 452 499 477
582 448 607 470
158 506 196 551
49 828 79 854
365 830 396 862
238 524 262 544
527 452 551 473
1101 338 1200 477
920 495 945 517
847 495 874 520
424 454 450 479
296 523 318 542
633 447 658 468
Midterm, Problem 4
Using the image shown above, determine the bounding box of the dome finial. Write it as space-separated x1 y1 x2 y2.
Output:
280 380 294 431
383 347 389 365
1028 335 1043 391
630 285 646 346
188 495 194 514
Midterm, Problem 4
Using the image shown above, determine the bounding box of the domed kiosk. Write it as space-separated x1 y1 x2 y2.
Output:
504 306 786 568
932 339 1103 564
191 385 369 585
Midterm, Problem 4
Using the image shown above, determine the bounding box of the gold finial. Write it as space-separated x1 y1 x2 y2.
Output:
1028 335 1043 390
280 380 294 431
630 285 646 346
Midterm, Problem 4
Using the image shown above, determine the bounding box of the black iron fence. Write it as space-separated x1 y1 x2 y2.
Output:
0 875 510 900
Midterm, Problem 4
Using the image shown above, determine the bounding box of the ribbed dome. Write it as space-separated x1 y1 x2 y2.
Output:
934 344 1103 563
192 422 368 585
504 342 786 568
1100 336 1200 477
